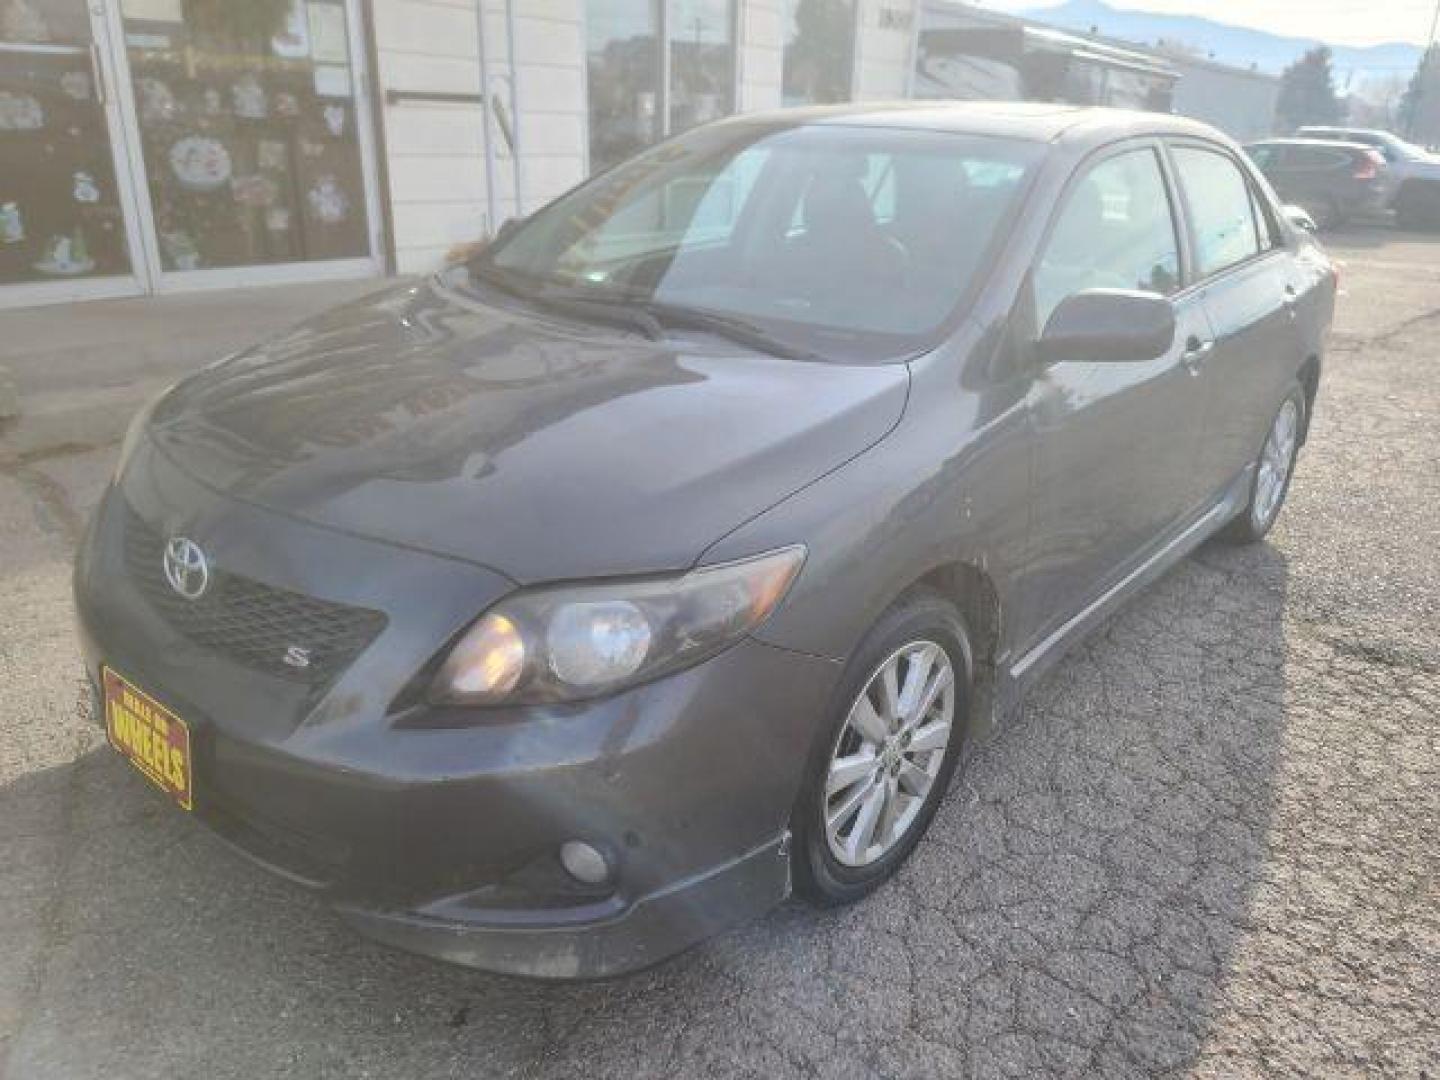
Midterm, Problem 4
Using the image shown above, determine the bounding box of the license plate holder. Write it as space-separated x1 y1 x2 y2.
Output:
102 666 194 810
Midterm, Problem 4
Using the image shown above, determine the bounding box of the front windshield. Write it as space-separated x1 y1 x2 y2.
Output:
463 122 1045 358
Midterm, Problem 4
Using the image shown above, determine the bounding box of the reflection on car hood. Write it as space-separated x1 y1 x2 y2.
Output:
147 278 910 582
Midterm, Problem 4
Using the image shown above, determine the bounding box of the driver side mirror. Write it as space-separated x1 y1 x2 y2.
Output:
1037 289 1176 366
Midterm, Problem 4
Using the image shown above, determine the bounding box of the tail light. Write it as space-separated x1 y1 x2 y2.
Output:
1352 151 1384 180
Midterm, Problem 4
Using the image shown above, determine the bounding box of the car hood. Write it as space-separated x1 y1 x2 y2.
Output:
146 278 909 583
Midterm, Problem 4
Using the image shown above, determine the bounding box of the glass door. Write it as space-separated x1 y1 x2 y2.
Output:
107 0 381 289
0 0 145 304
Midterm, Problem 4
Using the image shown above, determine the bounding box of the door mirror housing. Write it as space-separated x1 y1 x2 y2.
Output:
1038 289 1177 366
1281 204 1318 233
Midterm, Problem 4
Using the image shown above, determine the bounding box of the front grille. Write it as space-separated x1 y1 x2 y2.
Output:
122 503 386 688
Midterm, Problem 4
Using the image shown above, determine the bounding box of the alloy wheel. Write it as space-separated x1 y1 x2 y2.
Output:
823 639 955 867
1252 398 1299 530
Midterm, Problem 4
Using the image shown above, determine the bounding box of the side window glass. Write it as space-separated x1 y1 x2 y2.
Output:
1172 146 1261 277
1033 147 1180 330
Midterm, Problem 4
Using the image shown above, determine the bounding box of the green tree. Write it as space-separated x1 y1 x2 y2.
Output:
1275 46 1344 132
1400 44 1440 142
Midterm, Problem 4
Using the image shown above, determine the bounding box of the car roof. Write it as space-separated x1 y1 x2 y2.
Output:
716 101 1230 147
1248 137 1376 152
1297 125 1389 138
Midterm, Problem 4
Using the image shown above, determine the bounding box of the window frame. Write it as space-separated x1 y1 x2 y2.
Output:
1163 137 1288 289
1027 136 1190 337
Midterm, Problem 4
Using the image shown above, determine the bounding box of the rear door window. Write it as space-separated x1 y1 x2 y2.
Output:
1171 145 1262 278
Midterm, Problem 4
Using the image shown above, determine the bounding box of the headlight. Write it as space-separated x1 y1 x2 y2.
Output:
430 545 805 705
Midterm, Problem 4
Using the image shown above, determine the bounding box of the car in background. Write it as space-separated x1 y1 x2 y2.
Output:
1244 138 1388 229
1296 125 1440 228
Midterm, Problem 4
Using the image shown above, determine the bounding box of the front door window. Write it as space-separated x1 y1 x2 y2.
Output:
119 0 370 273
1 0 133 285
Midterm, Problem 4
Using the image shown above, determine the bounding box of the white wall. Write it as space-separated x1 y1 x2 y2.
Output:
1170 61 1280 142
370 0 587 275
853 0 916 101
738 0 785 113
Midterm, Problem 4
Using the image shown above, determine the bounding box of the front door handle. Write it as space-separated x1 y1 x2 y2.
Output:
1283 284 1299 320
1181 336 1214 376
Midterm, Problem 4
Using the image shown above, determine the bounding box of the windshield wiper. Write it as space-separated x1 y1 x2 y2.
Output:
465 266 664 341
466 265 813 358
637 302 818 361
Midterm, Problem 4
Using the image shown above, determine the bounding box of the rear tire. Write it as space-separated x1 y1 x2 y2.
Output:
791 590 970 907
1218 383 1306 545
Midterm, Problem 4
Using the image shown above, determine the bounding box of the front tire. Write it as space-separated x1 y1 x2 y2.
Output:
1218 383 1306 544
791 590 970 906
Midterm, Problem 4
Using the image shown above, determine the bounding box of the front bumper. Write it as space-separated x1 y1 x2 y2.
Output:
75 443 840 977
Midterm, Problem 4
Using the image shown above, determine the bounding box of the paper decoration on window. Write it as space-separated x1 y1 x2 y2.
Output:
60 71 92 101
0 202 24 244
312 64 351 99
271 0 310 59
307 175 349 224
275 91 300 118
1 0 48 43
230 73 267 120
265 206 292 232
232 173 279 208
299 137 325 159
168 135 232 191
119 0 182 21
160 229 200 271
203 86 222 115
33 230 94 276
0 92 44 131
322 104 345 137
138 77 178 124
308 2 348 63
257 138 287 171
73 171 100 203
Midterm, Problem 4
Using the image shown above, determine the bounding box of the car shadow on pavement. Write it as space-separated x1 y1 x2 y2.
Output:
4 540 1291 1079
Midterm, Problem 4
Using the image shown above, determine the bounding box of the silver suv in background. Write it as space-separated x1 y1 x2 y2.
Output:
1297 126 1440 228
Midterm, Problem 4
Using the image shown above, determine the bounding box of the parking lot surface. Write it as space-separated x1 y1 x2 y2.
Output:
1 227 1436 1078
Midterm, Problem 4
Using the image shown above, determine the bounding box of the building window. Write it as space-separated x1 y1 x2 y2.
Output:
586 0 735 174
587 0 663 175
782 0 856 106
668 0 734 135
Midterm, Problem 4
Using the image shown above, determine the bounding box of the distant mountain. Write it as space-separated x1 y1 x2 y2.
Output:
1020 0 1422 87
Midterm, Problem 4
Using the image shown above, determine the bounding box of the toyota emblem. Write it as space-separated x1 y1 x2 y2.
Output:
163 536 210 600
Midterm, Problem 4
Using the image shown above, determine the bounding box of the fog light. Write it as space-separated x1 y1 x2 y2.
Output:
559 840 611 885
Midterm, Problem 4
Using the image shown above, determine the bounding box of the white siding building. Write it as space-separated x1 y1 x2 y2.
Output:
0 0 1278 308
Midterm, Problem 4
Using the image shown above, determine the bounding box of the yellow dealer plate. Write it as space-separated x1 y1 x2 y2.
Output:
102 666 193 811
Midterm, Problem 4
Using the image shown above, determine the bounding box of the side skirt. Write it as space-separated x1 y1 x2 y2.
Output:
993 466 1254 719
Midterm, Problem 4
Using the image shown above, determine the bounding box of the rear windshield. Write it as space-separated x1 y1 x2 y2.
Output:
458 122 1045 360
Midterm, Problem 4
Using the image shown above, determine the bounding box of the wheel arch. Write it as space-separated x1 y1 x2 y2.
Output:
1297 353 1321 444
907 559 1004 740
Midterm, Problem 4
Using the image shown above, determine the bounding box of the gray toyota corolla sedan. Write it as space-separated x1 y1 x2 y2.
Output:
75 103 1334 978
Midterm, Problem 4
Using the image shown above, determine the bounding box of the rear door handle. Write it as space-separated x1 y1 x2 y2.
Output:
1181 336 1213 375
1284 284 1299 319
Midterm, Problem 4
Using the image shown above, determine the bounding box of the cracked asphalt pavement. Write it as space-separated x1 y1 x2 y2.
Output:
2 227 1437 1078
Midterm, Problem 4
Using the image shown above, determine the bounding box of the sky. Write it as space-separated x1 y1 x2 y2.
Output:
982 0 1440 47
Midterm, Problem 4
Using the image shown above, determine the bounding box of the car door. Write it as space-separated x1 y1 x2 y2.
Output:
1017 141 1212 651
1167 141 1305 494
